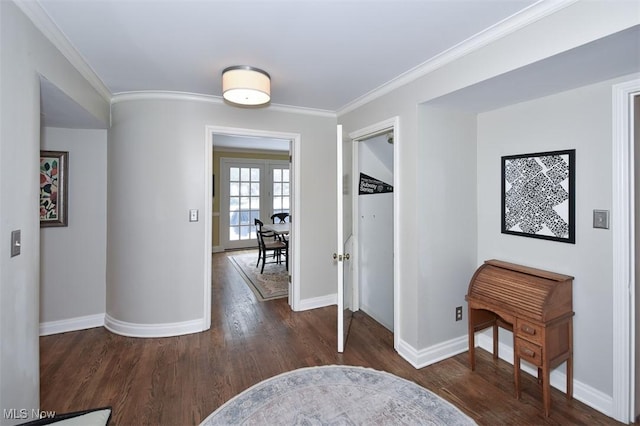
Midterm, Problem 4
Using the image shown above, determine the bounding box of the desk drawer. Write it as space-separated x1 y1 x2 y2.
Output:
516 318 543 345
516 338 542 366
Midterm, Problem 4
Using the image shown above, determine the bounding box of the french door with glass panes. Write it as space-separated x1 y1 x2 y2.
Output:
221 158 289 249
270 164 290 220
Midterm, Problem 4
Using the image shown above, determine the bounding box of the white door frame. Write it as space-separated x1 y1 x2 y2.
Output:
612 77 639 423
349 116 400 350
204 125 302 323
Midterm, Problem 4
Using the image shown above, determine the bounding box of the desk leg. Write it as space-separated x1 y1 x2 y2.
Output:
514 355 521 399
542 366 551 417
468 308 476 371
492 324 498 359
567 320 573 400
565 355 574 401
469 330 476 370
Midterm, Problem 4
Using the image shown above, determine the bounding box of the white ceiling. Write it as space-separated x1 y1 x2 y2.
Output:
40 76 108 129
363 133 394 173
429 25 640 112
33 0 639 135
36 0 539 112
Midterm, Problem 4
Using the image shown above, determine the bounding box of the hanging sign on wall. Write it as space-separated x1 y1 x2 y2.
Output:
359 173 393 195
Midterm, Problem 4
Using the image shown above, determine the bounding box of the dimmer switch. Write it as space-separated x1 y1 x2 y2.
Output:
593 210 609 229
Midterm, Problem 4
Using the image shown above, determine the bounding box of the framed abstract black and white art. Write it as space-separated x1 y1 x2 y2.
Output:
501 149 575 244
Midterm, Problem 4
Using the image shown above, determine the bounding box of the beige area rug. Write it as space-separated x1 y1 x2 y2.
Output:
229 251 288 301
200 365 477 425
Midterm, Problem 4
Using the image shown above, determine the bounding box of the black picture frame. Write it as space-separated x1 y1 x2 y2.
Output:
501 149 575 244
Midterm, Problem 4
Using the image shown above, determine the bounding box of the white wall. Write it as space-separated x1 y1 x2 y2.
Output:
40 127 107 330
107 97 336 333
358 135 394 330
339 1 639 365
417 106 478 348
338 0 639 382
0 1 109 423
477 74 635 399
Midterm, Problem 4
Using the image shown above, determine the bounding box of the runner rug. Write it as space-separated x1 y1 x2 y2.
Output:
229 252 288 301
200 365 476 425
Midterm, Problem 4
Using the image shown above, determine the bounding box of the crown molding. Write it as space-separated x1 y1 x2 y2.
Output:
111 91 337 118
337 0 579 116
17 0 575 119
14 0 112 102
269 102 336 118
111 91 223 105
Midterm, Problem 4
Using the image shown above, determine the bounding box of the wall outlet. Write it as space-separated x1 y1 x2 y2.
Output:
455 306 463 321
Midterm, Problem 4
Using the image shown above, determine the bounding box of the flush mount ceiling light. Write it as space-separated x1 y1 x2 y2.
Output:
222 65 271 106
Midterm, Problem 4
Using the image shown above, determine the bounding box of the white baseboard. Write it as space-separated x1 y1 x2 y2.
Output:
40 313 105 336
397 335 468 369
477 333 614 418
104 314 205 338
296 293 337 311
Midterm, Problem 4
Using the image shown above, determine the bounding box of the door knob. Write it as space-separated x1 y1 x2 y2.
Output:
332 253 343 261
344 253 350 260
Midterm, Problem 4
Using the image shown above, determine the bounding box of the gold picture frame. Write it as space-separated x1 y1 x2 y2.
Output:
40 150 69 227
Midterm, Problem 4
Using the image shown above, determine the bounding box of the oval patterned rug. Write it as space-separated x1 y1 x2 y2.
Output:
200 365 476 425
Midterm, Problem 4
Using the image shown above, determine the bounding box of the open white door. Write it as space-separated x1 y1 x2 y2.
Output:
336 125 353 353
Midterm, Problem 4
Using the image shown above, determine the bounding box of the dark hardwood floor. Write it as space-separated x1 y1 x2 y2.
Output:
40 250 624 425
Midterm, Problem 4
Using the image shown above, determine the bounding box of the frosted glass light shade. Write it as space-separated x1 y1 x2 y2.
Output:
222 66 271 106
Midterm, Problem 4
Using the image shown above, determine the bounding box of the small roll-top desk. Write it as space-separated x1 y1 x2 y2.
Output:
465 259 574 417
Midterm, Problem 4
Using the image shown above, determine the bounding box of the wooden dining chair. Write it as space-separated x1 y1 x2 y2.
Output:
254 218 269 266
270 212 289 223
269 213 289 243
256 228 287 274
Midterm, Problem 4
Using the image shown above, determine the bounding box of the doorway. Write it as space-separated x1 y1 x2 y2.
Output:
206 126 301 311
612 79 639 423
357 133 394 331
348 117 400 349
634 93 639 423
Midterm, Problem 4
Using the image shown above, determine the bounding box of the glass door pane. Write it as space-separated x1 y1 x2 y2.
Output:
229 165 260 243
271 166 290 219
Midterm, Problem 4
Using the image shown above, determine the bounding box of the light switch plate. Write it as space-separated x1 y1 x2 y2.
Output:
593 210 609 229
189 209 199 222
11 230 21 257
